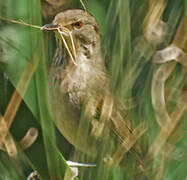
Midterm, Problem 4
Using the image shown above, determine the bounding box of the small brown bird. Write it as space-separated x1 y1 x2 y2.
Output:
42 9 132 157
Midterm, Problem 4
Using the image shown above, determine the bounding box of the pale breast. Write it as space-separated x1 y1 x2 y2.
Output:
60 59 107 107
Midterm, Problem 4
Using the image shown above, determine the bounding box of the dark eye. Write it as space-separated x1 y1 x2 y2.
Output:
73 22 83 29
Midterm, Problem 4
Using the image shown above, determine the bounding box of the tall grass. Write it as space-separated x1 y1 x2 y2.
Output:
0 0 186 179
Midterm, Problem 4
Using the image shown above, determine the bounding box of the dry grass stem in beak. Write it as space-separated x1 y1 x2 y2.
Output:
68 31 78 62
40 23 58 31
57 28 78 66
41 23 78 66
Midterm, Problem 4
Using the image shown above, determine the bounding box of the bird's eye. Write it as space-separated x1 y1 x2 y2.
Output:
72 22 83 29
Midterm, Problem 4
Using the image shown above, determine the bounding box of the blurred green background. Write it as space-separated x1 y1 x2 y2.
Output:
0 0 186 179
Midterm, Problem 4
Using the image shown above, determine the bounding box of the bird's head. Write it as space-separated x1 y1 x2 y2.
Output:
42 9 101 66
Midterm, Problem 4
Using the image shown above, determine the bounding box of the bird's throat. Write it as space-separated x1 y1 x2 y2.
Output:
51 37 105 107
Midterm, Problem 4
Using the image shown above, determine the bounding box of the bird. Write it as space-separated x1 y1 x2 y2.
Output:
42 9 133 159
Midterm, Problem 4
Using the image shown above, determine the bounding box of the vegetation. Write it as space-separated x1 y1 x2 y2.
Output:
0 0 186 179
